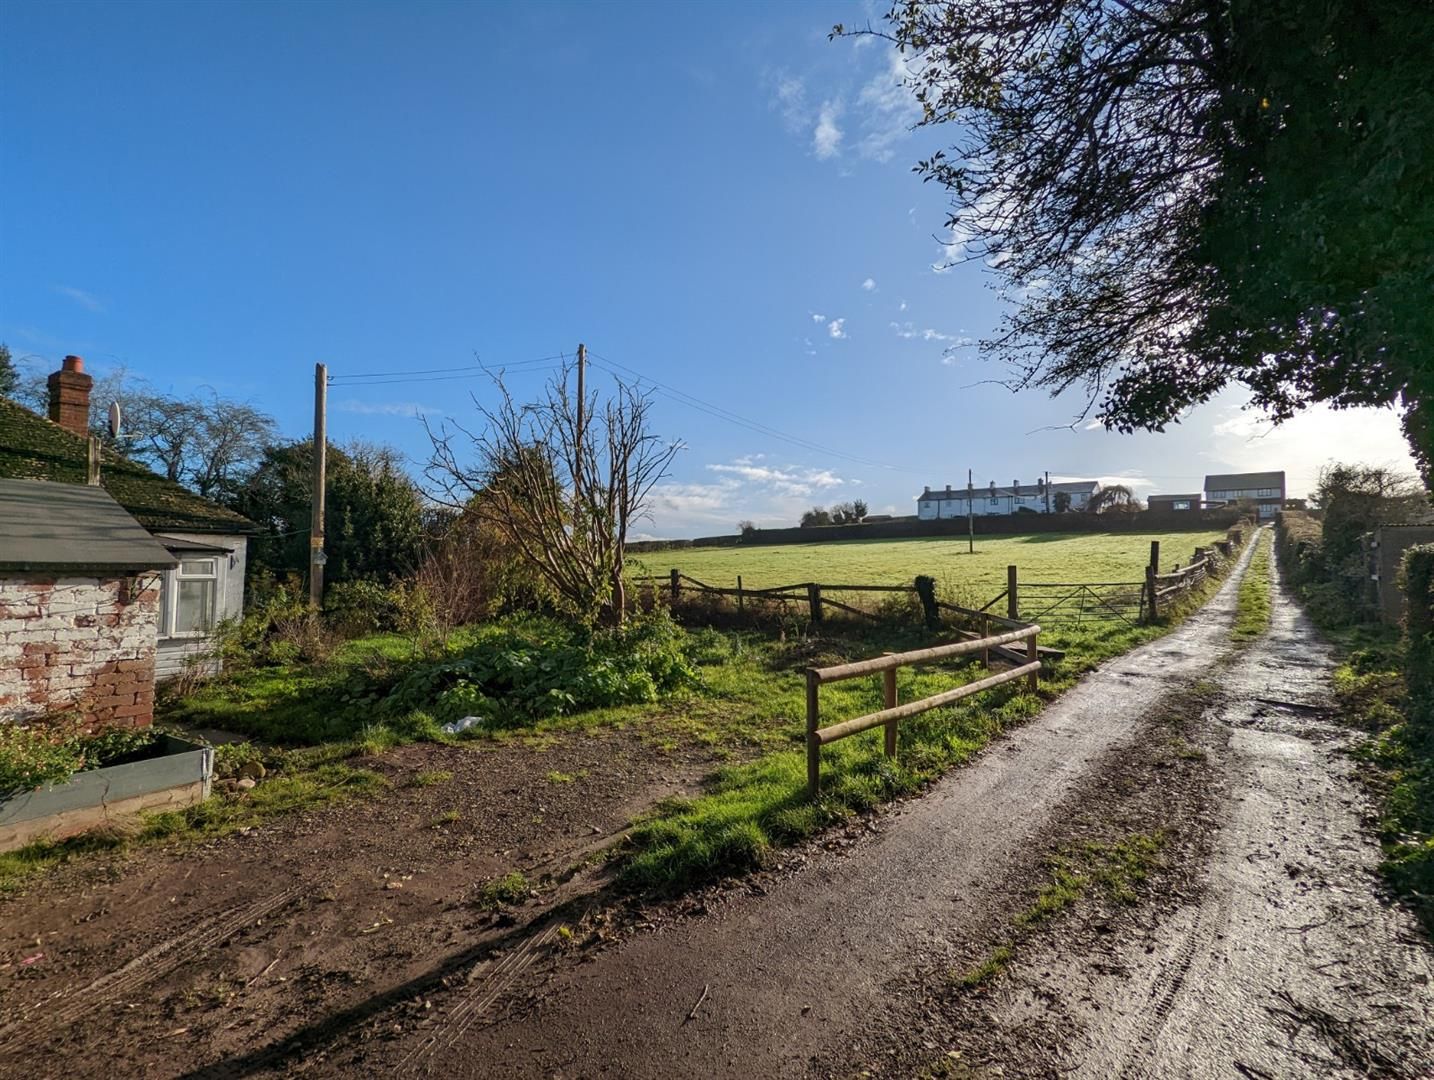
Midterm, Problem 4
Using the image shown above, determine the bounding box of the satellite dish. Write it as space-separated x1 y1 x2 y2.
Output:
107 401 122 439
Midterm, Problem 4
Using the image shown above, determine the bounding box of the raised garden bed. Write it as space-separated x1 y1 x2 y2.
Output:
0 734 212 852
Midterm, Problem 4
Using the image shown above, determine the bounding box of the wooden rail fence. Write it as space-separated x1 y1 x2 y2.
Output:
636 525 1247 630
804 622 1042 797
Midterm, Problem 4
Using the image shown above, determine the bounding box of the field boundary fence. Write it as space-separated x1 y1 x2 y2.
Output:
633 523 1248 630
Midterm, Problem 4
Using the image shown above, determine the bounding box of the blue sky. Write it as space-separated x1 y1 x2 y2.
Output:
1 0 1416 537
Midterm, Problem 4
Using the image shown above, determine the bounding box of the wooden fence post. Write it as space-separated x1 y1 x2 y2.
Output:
1007 565 1018 621
1026 629 1040 693
806 669 820 797
1149 540 1160 576
737 575 744 614
1146 564 1158 622
980 613 991 668
883 659 898 759
670 569 680 605
807 582 823 623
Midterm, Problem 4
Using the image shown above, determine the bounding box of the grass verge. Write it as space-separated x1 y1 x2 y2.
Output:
1232 530 1272 642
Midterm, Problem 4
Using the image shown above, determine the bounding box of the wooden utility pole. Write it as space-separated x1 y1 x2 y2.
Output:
574 342 586 513
967 468 975 554
309 362 328 610
1044 470 1051 514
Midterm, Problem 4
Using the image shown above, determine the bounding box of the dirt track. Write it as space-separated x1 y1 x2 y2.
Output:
5 530 1431 1078
333 529 1430 1078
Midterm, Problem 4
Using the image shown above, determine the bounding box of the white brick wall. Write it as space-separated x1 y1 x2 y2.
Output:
0 572 162 728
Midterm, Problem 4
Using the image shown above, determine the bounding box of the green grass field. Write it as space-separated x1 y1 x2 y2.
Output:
635 530 1228 601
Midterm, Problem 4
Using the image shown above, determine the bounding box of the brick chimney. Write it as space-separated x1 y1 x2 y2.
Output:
48 356 93 436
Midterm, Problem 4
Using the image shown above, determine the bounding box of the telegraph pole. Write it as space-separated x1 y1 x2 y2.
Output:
309 362 328 610
574 343 586 510
967 468 975 554
1044 470 1051 514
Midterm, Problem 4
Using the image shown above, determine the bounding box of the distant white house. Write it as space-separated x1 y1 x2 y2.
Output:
1203 471 1285 521
917 479 1100 519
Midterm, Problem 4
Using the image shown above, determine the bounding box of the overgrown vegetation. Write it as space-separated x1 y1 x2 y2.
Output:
0 722 160 801
1232 530 1272 642
1276 476 1434 933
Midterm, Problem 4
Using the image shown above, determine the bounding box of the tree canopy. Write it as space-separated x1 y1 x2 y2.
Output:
849 0 1434 475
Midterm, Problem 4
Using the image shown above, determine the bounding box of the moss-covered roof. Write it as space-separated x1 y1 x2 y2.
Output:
0 397 256 534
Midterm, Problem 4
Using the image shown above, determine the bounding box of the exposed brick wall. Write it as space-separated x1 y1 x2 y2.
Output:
0 573 161 729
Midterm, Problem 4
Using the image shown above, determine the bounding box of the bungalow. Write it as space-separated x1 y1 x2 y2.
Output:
917 478 1100 519
1203 471 1286 521
0 478 175 727
0 356 256 679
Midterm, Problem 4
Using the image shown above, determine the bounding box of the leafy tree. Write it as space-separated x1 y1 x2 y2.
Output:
830 499 871 525
0 344 17 398
846 1 1434 476
800 507 833 528
231 439 425 591
1053 491 1073 514
1313 464 1428 566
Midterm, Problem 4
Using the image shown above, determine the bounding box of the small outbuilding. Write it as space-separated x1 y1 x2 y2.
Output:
0 478 177 729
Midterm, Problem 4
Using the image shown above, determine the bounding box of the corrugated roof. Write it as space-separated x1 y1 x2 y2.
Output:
0 398 255 534
1203 471 1285 492
0 478 179 572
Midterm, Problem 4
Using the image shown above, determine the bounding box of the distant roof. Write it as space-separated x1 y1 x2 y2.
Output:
919 480 1099 500
0 397 255 534
1148 493 1202 501
0 478 179 572
1203 471 1285 491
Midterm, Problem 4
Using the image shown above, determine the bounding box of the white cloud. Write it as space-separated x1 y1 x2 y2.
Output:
861 277 877 292
855 48 920 162
645 456 858 536
773 74 807 132
811 312 826 323
336 399 446 418
813 100 844 159
1204 402 1417 499
827 318 847 339
891 321 972 347
899 300 907 311
54 285 105 313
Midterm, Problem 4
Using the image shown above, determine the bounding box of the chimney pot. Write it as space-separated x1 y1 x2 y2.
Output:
1014 479 1020 490
48 355 94 436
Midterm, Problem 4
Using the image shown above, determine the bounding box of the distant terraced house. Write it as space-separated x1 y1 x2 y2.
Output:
0 357 256 729
917 478 1100 518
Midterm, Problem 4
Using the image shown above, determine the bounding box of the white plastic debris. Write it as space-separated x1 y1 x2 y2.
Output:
440 715 483 735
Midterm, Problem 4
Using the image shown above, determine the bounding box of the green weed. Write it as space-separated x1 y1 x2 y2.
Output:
411 769 453 787
475 870 531 910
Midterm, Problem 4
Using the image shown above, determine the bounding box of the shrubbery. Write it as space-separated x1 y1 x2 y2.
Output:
379 614 695 726
0 721 159 800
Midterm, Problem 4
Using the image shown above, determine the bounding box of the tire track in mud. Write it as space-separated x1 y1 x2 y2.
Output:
0 880 312 1050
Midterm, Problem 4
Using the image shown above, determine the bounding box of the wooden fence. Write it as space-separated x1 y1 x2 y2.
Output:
804 622 1042 797
636 527 1246 630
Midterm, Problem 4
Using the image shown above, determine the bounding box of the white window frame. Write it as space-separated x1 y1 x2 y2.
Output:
162 557 221 640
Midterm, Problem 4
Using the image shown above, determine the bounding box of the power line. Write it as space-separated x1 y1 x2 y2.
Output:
328 354 569 384
586 351 915 474
327 364 566 388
